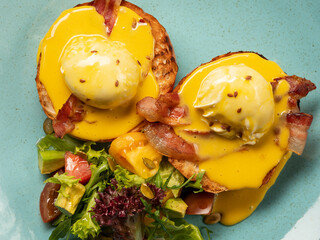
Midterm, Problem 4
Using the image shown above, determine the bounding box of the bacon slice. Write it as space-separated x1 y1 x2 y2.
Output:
144 122 198 161
273 75 316 112
287 113 313 155
92 0 122 35
272 75 316 155
52 95 85 138
136 93 189 126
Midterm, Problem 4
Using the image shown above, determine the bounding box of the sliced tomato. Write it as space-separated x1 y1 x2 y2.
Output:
183 191 215 215
65 151 91 184
40 182 61 223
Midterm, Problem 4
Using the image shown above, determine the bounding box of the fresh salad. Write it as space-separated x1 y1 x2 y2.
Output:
38 119 217 240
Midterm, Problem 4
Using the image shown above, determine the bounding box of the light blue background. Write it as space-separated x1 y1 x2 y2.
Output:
0 0 319 239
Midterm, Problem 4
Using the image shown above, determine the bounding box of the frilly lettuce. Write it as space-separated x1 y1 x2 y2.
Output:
71 191 101 240
44 172 79 187
114 165 145 189
75 142 109 165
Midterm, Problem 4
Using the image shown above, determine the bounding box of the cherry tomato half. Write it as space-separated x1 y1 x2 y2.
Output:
184 191 215 215
39 182 61 223
65 151 91 184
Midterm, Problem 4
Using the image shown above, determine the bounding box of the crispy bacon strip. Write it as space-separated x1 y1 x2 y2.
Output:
144 122 198 161
52 95 85 138
92 0 122 35
287 113 313 155
136 93 189 126
272 75 316 155
273 75 316 112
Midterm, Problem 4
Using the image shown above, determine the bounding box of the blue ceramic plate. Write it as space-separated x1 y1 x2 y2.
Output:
1 0 319 239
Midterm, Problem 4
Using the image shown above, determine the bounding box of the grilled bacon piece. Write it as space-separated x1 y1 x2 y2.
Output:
273 75 316 112
143 122 198 161
287 113 313 155
136 93 189 126
272 75 316 154
52 95 85 138
92 0 122 35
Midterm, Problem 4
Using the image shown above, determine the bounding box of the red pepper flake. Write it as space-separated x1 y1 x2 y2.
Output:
227 93 234 97
137 60 141 66
132 18 137 29
91 50 98 54
234 91 238 98
273 77 282 81
221 124 231 132
274 95 282 102
115 80 119 87
273 127 281 135
245 75 252 80
237 108 242 113
86 98 91 102
80 79 86 83
209 122 214 127
146 56 151 60
116 59 120 65
138 19 146 24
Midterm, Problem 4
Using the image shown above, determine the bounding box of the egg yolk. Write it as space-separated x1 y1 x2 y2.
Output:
61 35 142 109
194 64 275 144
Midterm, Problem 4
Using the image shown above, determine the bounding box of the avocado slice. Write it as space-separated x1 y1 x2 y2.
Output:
55 182 85 216
38 150 65 174
158 160 185 198
163 198 188 218
37 134 82 174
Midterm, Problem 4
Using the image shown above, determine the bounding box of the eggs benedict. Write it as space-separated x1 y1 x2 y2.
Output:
35 0 178 141
136 51 316 224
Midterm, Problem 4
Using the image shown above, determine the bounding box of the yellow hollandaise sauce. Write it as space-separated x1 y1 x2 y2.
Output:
213 152 292 225
38 6 158 141
174 53 291 190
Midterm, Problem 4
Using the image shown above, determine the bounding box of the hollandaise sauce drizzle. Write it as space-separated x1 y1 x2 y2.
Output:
174 53 290 190
213 152 292 225
38 6 158 141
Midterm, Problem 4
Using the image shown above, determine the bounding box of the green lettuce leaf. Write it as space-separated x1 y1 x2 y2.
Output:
162 218 204 240
49 217 71 240
71 191 101 240
114 165 145 189
37 134 82 152
75 142 109 165
44 173 79 187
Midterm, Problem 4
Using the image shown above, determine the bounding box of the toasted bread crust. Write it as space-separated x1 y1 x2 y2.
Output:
35 55 56 119
122 1 178 94
169 51 276 193
35 0 177 120
168 158 228 193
